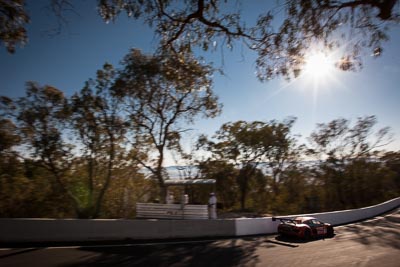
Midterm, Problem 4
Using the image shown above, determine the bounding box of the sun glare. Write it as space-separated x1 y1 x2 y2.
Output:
296 50 342 119
304 52 334 81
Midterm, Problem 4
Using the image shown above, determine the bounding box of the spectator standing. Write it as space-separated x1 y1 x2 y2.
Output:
208 192 217 219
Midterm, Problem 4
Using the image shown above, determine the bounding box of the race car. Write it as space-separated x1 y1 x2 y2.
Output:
275 216 334 239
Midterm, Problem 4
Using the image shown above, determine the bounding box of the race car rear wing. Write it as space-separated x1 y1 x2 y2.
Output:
272 217 296 224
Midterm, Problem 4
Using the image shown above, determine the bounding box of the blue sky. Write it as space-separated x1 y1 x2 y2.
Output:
1 1 400 165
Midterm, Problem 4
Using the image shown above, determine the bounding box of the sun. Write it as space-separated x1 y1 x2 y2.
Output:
295 50 341 107
303 52 334 82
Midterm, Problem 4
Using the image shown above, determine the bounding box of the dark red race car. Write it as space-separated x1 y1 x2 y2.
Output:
275 216 334 239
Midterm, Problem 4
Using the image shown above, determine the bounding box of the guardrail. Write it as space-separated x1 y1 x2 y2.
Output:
0 197 399 243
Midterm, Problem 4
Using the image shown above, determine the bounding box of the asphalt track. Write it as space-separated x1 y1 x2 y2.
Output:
1 209 399 267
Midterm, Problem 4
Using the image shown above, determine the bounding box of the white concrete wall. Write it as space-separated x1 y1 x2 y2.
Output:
0 218 236 243
0 197 398 243
235 217 280 236
234 197 400 236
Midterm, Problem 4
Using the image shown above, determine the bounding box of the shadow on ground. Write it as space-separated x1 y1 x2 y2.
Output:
337 212 400 249
60 239 263 267
274 234 334 245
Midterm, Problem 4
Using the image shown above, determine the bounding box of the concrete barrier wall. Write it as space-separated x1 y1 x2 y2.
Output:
0 197 398 243
0 218 236 243
234 197 400 236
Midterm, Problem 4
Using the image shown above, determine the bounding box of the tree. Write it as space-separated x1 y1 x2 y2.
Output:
307 116 393 210
15 83 77 198
0 83 83 214
202 118 297 210
261 118 299 198
101 163 150 219
3 1 399 80
0 114 29 217
342 158 396 208
97 0 400 80
381 151 400 195
0 64 143 218
272 166 310 214
251 0 400 79
0 97 76 218
308 116 392 161
0 112 20 161
0 0 29 53
198 159 238 210
112 49 221 202
0 116 20 178
65 63 131 218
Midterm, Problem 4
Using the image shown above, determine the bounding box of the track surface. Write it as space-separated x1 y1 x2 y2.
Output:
1 209 399 267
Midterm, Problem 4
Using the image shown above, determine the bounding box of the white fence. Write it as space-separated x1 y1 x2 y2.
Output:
0 197 399 243
136 203 209 220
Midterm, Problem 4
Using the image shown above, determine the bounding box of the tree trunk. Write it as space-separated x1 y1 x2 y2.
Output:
237 167 251 211
159 184 167 204
240 187 247 211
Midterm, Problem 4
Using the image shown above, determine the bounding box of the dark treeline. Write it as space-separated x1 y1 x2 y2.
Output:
1 50 399 218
